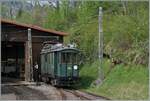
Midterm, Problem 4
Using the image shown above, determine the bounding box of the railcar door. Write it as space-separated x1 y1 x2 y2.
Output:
47 52 54 77
66 52 72 77
57 52 67 77
72 53 79 77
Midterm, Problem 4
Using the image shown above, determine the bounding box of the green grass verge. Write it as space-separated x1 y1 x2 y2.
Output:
79 59 149 100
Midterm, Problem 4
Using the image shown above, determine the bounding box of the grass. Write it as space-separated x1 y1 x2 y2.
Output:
79 59 149 100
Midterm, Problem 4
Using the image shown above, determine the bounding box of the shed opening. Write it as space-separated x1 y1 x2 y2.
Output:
1 41 25 80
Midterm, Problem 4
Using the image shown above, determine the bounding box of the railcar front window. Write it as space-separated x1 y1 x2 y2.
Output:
61 53 71 63
61 52 77 64
66 53 72 63
72 53 77 64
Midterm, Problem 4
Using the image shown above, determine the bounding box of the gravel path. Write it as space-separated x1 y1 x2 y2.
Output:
1 85 48 100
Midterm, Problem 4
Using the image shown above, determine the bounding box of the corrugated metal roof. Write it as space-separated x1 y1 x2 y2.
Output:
1 19 68 36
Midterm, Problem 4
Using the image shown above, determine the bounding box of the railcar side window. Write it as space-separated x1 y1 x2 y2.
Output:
49 53 51 64
50 53 53 64
51 53 52 64
45 54 47 62
61 53 66 63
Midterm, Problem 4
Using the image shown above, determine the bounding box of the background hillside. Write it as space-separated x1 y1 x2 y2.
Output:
1 0 149 99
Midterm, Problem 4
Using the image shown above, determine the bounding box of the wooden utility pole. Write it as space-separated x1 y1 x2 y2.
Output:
28 28 33 81
25 28 33 81
98 7 104 84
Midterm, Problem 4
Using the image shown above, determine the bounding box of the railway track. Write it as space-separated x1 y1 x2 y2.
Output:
31 83 110 100
59 88 67 100
64 89 91 100
58 88 110 100
81 90 111 100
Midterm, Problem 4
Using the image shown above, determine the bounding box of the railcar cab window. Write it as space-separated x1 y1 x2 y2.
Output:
61 52 77 64
61 53 71 63
72 53 77 64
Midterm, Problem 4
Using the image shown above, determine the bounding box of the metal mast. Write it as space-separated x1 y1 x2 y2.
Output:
98 7 104 84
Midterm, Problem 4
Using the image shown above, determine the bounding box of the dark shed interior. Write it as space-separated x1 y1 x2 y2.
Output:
1 42 25 79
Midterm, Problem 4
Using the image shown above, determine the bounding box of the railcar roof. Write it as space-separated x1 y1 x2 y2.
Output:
51 47 79 52
41 46 79 54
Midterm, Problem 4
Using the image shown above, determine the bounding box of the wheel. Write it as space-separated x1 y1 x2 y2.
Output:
51 79 57 86
46 76 50 83
51 79 55 86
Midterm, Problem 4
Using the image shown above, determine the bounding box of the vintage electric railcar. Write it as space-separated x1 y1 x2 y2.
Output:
40 43 79 86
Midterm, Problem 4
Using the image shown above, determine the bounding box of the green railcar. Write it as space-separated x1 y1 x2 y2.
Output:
40 43 79 86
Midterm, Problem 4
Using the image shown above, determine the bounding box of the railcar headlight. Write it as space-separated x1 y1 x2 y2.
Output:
73 65 78 70
68 67 71 70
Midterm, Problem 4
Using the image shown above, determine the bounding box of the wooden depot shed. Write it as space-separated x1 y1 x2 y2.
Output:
1 19 68 81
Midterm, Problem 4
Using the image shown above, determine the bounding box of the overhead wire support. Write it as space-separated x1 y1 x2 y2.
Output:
98 7 104 85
